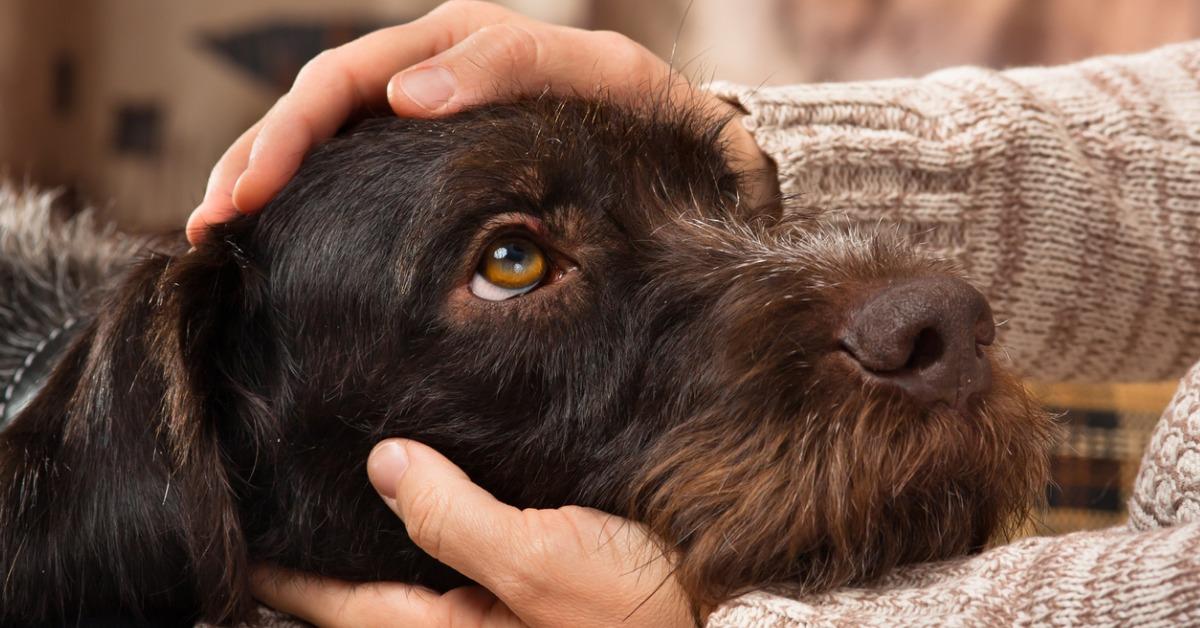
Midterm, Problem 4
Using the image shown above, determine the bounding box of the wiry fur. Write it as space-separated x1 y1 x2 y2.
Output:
0 188 144 417
626 219 1056 607
0 97 1057 625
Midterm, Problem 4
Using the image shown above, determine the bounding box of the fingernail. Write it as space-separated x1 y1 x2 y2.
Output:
367 440 409 500
399 66 456 111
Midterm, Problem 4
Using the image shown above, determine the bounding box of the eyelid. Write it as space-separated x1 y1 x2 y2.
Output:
477 212 549 241
469 272 538 301
468 213 570 269
464 215 546 300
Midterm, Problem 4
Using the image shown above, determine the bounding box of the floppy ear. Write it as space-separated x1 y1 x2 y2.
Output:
0 240 262 625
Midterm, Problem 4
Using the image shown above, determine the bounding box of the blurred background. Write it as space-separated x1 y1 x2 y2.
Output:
2 0 1198 535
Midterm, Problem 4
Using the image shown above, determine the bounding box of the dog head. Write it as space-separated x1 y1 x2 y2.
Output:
1 97 1057 624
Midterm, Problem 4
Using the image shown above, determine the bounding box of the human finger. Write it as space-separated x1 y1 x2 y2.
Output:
225 0 518 213
386 24 671 118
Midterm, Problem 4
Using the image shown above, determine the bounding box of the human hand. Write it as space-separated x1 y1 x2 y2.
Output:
251 439 695 627
186 0 776 245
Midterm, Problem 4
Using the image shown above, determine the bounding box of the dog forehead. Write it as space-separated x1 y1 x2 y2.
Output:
435 99 741 234
253 99 741 299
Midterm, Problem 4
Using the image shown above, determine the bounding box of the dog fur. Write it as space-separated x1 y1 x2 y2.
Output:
0 98 1058 626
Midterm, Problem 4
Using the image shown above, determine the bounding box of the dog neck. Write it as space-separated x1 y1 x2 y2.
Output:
0 250 257 625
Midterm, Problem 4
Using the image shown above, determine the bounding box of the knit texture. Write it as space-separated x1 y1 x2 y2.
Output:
1130 363 1200 531
712 40 1200 384
705 41 1200 626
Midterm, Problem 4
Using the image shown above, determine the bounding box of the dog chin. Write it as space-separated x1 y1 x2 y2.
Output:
631 352 1057 610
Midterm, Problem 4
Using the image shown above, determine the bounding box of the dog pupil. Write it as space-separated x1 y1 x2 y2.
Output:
497 242 528 273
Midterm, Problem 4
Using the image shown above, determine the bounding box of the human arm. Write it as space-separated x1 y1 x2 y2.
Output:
706 521 1200 627
710 41 1200 382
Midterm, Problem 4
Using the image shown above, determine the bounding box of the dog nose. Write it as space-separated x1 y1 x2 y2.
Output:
839 277 995 410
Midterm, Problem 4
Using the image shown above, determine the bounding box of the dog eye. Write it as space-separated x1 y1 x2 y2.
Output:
470 237 548 301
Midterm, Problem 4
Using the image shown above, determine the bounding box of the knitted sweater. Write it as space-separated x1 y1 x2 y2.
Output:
714 40 1200 384
706 41 1200 626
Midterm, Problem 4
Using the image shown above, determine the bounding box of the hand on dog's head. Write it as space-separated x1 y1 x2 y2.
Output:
0 97 1057 625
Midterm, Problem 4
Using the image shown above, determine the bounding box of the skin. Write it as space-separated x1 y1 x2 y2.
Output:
251 440 695 627
193 2 780 624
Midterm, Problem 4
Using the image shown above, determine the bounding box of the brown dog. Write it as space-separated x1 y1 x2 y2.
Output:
0 97 1057 626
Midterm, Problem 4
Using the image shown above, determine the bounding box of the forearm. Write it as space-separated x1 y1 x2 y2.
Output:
712 41 1200 382
707 520 1200 627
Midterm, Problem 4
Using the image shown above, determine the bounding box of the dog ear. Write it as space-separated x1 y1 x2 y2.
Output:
0 240 262 624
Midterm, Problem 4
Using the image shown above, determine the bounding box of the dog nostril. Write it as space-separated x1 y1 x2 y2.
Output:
839 277 995 410
905 327 945 372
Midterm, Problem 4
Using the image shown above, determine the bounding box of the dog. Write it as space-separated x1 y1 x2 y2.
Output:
0 97 1057 626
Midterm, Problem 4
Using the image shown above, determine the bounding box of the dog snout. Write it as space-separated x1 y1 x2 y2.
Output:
839 277 995 410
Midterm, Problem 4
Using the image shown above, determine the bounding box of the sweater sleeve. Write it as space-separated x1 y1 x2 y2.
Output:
1128 361 1200 531
709 41 1200 383
705 522 1200 627
706 351 1200 627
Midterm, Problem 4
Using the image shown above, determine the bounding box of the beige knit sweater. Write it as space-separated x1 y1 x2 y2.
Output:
705 41 1200 626
715 40 1200 384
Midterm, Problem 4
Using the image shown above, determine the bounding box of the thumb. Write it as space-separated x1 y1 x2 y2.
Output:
386 24 665 117
386 23 544 116
366 439 528 592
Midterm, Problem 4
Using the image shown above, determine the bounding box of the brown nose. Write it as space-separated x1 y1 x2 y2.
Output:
839 277 995 410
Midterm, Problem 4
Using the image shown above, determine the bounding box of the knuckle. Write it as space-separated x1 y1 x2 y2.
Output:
293 48 340 86
266 93 288 115
591 29 635 50
262 94 294 126
473 23 541 71
597 31 653 73
404 484 450 557
586 30 659 84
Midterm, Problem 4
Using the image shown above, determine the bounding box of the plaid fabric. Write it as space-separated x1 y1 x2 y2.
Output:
1023 381 1177 535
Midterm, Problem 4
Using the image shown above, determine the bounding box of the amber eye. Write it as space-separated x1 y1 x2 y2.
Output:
470 237 548 301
